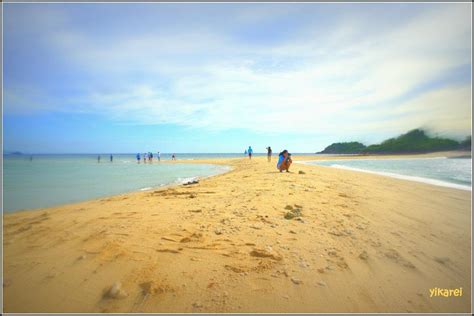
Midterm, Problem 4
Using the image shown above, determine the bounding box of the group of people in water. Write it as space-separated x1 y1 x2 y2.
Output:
97 152 172 163
245 146 292 172
99 147 292 172
135 151 175 163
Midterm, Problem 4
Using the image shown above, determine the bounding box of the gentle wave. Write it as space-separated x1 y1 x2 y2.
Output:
297 156 448 164
329 164 471 191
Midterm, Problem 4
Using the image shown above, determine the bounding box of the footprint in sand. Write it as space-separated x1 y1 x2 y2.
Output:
180 232 204 243
384 249 416 269
156 248 181 254
249 248 283 261
102 281 128 299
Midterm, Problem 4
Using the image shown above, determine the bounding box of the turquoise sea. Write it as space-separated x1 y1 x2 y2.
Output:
301 157 471 191
3 152 320 212
3 154 238 212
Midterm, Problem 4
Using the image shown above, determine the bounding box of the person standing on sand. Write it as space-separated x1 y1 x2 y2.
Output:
143 153 147 163
97 155 101 163
157 151 161 161
110 154 113 162
136 153 141 163
172 154 176 160
266 146 272 162
248 146 253 159
277 150 292 172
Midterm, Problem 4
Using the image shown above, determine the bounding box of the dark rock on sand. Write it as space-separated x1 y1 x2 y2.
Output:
284 212 296 220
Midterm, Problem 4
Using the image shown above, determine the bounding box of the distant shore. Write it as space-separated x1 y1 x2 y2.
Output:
3 151 471 313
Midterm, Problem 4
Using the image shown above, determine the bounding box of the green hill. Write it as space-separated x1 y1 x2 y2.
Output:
318 142 366 154
318 129 470 154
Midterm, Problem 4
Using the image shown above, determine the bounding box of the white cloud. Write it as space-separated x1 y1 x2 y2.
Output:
4 3 472 141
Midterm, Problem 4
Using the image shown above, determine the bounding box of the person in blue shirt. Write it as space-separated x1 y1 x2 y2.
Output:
277 150 292 172
136 153 141 163
248 146 253 159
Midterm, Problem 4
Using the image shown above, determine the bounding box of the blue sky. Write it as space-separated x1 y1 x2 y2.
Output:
4 3 471 153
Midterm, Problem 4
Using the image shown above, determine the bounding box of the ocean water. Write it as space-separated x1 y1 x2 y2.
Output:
3 154 233 212
301 157 471 191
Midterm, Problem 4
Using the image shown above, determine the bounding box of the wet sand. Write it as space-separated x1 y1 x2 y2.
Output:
3 152 471 313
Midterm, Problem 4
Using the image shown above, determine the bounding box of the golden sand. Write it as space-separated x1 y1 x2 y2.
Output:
3 153 471 313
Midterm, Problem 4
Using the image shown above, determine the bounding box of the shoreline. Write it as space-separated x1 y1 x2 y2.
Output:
313 164 471 191
296 152 471 192
7 151 469 214
3 161 233 214
3 152 471 313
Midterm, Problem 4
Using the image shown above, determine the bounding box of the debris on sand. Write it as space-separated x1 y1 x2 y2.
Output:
284 206 302 220
298 170 306 174
103 281 127 299
183 180 199 186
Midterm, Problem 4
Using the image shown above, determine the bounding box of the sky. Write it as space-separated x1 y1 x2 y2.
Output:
3 3 472 153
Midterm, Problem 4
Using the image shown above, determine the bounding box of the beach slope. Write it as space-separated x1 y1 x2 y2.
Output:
3 155 471 313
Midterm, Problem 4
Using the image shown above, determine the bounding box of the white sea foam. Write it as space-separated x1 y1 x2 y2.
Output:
176 176 199 184
296 156 448 164
329 164 471 191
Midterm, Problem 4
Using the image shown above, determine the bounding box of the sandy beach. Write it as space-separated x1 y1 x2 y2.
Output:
3 153 471 313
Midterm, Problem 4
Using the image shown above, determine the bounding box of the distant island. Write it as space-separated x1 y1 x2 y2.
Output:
318 129 471 154
4 151 24 155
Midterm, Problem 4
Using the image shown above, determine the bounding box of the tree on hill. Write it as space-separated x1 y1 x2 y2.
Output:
363 129 459 154
317 129 468 154
318 142 366 154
